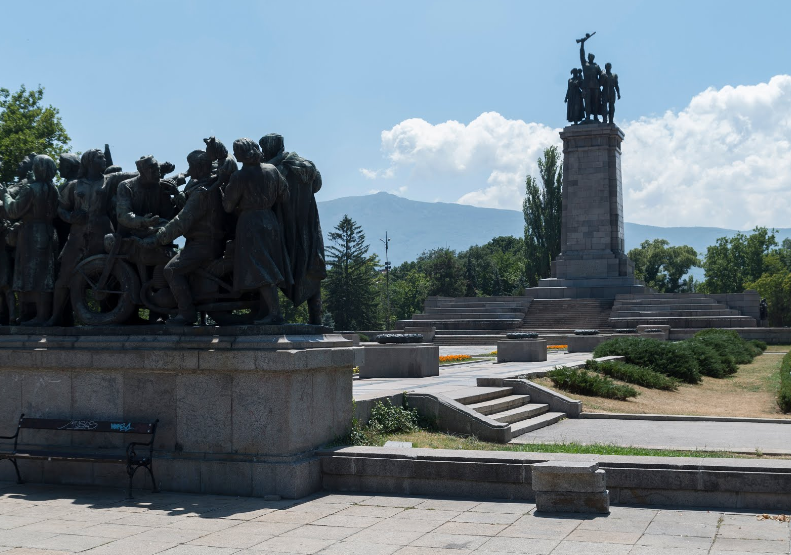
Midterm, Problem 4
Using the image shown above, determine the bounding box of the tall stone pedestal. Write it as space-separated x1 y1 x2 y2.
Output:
537 124 645 299
0 326 358 499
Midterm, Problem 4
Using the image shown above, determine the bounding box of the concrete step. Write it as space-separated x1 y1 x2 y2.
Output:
453 387 513 406
608 316 757 328
490 403 548 424
613 302 721 310
510 412 566 438
467 394 531 416
612 309 739 317
412 312 525 320
397 319 523 330
426 307 526 314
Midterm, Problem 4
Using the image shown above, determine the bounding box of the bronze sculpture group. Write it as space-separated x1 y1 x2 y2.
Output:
565 33 620 125
0 135 326 327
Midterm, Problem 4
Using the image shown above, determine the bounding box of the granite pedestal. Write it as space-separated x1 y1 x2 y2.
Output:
0 325 357 499
358 344 439 379
496 339 547 363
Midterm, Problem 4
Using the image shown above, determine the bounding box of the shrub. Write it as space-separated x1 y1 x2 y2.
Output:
358 333 370 342
593 337 702 384
683 339 737 378
367 399 419 434
693 329 761 364
585 360 678 390
548 366 638 400
750 340 768 352
779 352 791 413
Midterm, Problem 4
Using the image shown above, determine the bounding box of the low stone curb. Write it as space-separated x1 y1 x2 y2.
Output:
580 412 791 424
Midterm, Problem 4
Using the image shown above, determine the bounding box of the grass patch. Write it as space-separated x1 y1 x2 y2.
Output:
548 366 638 400
585 359 678 391
350 429 788 459
779 351 791 413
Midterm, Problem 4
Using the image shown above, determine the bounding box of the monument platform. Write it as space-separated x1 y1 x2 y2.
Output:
0 325 358 499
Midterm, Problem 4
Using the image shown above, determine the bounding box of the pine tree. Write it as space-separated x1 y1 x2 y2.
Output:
523 146 562 286
324 215 379 330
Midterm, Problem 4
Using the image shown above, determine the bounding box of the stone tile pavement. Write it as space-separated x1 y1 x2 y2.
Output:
1 481 789 554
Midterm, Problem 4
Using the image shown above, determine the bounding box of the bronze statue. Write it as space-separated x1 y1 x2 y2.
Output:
145 150 225 326
116 156 184 238
46 150 137 326
600 62 621 124
261 134 327 325
223 138 292 325
578 34 602 123
0 155 60 325
564 69 584 124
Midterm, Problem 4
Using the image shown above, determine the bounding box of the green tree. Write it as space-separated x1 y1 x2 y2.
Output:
0 85 71 183
460 236 526 296
390 269 430 321
747 271 791 327
701 227 778 293
415 248 465 297
324 215 379 330
628 239 699 293
523 146 562 286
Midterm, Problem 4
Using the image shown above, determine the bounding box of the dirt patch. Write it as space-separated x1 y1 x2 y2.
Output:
534 350 790 419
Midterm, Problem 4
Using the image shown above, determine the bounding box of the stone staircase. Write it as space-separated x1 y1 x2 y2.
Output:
452 386 564 439
609 294 757 328
397 296 531 346
519 299 614 332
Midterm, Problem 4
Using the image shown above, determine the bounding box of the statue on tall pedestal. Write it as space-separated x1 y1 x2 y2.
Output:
569 32 621 125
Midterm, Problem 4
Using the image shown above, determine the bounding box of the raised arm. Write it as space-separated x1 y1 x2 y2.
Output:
580 43 586 67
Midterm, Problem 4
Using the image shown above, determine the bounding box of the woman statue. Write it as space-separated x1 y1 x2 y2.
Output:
222 138 292 324
565 68 584 124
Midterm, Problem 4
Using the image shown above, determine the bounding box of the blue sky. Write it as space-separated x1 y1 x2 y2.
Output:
3 0 790 228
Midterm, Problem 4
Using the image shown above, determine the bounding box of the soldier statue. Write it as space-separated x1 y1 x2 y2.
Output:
564 68 584 124
261 133 327 325
600 62 621 124
0 155 60 325
116 155 184 238
578 33 602 122
145 150 226 326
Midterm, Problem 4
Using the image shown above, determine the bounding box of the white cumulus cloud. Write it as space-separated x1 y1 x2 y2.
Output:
364 75 791 228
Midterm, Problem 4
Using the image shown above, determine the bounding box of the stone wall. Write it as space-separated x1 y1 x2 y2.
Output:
0 333 357 499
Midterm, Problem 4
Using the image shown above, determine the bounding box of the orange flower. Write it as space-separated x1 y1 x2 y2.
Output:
439 354 473 363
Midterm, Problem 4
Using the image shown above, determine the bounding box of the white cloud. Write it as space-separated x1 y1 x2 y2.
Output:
365 75 791 228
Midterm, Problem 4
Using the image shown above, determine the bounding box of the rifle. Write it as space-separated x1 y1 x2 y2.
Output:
576 31 596 44
104 144 114 167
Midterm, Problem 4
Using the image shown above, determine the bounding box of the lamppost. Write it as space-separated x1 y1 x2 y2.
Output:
380 232 391 330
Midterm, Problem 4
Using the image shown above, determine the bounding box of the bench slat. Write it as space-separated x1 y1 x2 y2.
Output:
14 450 128 462
20 419 154 434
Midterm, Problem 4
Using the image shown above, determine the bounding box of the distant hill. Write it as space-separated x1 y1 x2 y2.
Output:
318 192 791 279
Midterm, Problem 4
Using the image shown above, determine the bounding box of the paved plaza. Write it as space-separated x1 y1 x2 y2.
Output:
512 418 791 454
1 482 789 555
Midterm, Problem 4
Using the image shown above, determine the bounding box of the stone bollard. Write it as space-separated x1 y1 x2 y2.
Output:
532 461 609 514
496 339 547 363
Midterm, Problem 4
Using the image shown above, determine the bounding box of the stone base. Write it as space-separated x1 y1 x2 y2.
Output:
359 344 439 379
497 339 547 363
567 334 611 353
0 331 357 498
535 491 610 513
533 276 649 300
552 251 634 280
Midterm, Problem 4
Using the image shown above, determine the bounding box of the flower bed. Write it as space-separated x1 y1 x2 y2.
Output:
547 345 568 350
439 354 472 363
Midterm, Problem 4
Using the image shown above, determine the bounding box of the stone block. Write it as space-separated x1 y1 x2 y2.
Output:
567 334 610 353
359 344 439 379
496 339 547 363
534 491 610 513
176 373 233 453
532 469 606 492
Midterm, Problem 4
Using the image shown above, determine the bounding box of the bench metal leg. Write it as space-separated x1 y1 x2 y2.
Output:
2 458 23 484
147 463 159 493
126 465 137 499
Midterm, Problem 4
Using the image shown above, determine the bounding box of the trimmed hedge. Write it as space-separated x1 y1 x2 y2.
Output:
548 366 638 400
592 337 702 383
585 359 678 391
779 352 791 413
693 329 762 364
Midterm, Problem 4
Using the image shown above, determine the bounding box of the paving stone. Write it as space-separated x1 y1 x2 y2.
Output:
577 517 650 533
718 522 791 541
310 514 383 528
335 505 404 518
365 519 441 534
278 524 361 541
309 494 372 505
230 521 302 535
392 548 474 555
343 527 427 546
0 530 58 548
0 516 48 530
79 538 180 555
408 531 489 550
431 521 508 537
628 547 709 555
358 496 424 508
318 541 401 554
157 546 242 555
164 519 238 533
23 534 113 553
564 529 643 544
635 533 714 549
451 512 520 525
0 549 71 555
710 537 790 553
252 511 335 525
246 535 335 553
644 520 717 538
390 509 461 522
550 541 632 555
187 529 273 549
132 528 208 543
469 502 534 515
476 536 560 554
649 510 722 526
414 499 481 512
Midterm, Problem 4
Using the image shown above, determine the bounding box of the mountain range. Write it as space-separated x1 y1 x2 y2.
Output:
318 192 791 279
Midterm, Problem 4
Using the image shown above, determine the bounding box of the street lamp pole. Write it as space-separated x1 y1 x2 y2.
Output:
381 232 391 330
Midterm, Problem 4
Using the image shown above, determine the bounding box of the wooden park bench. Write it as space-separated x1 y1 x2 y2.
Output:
0 414 159 498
